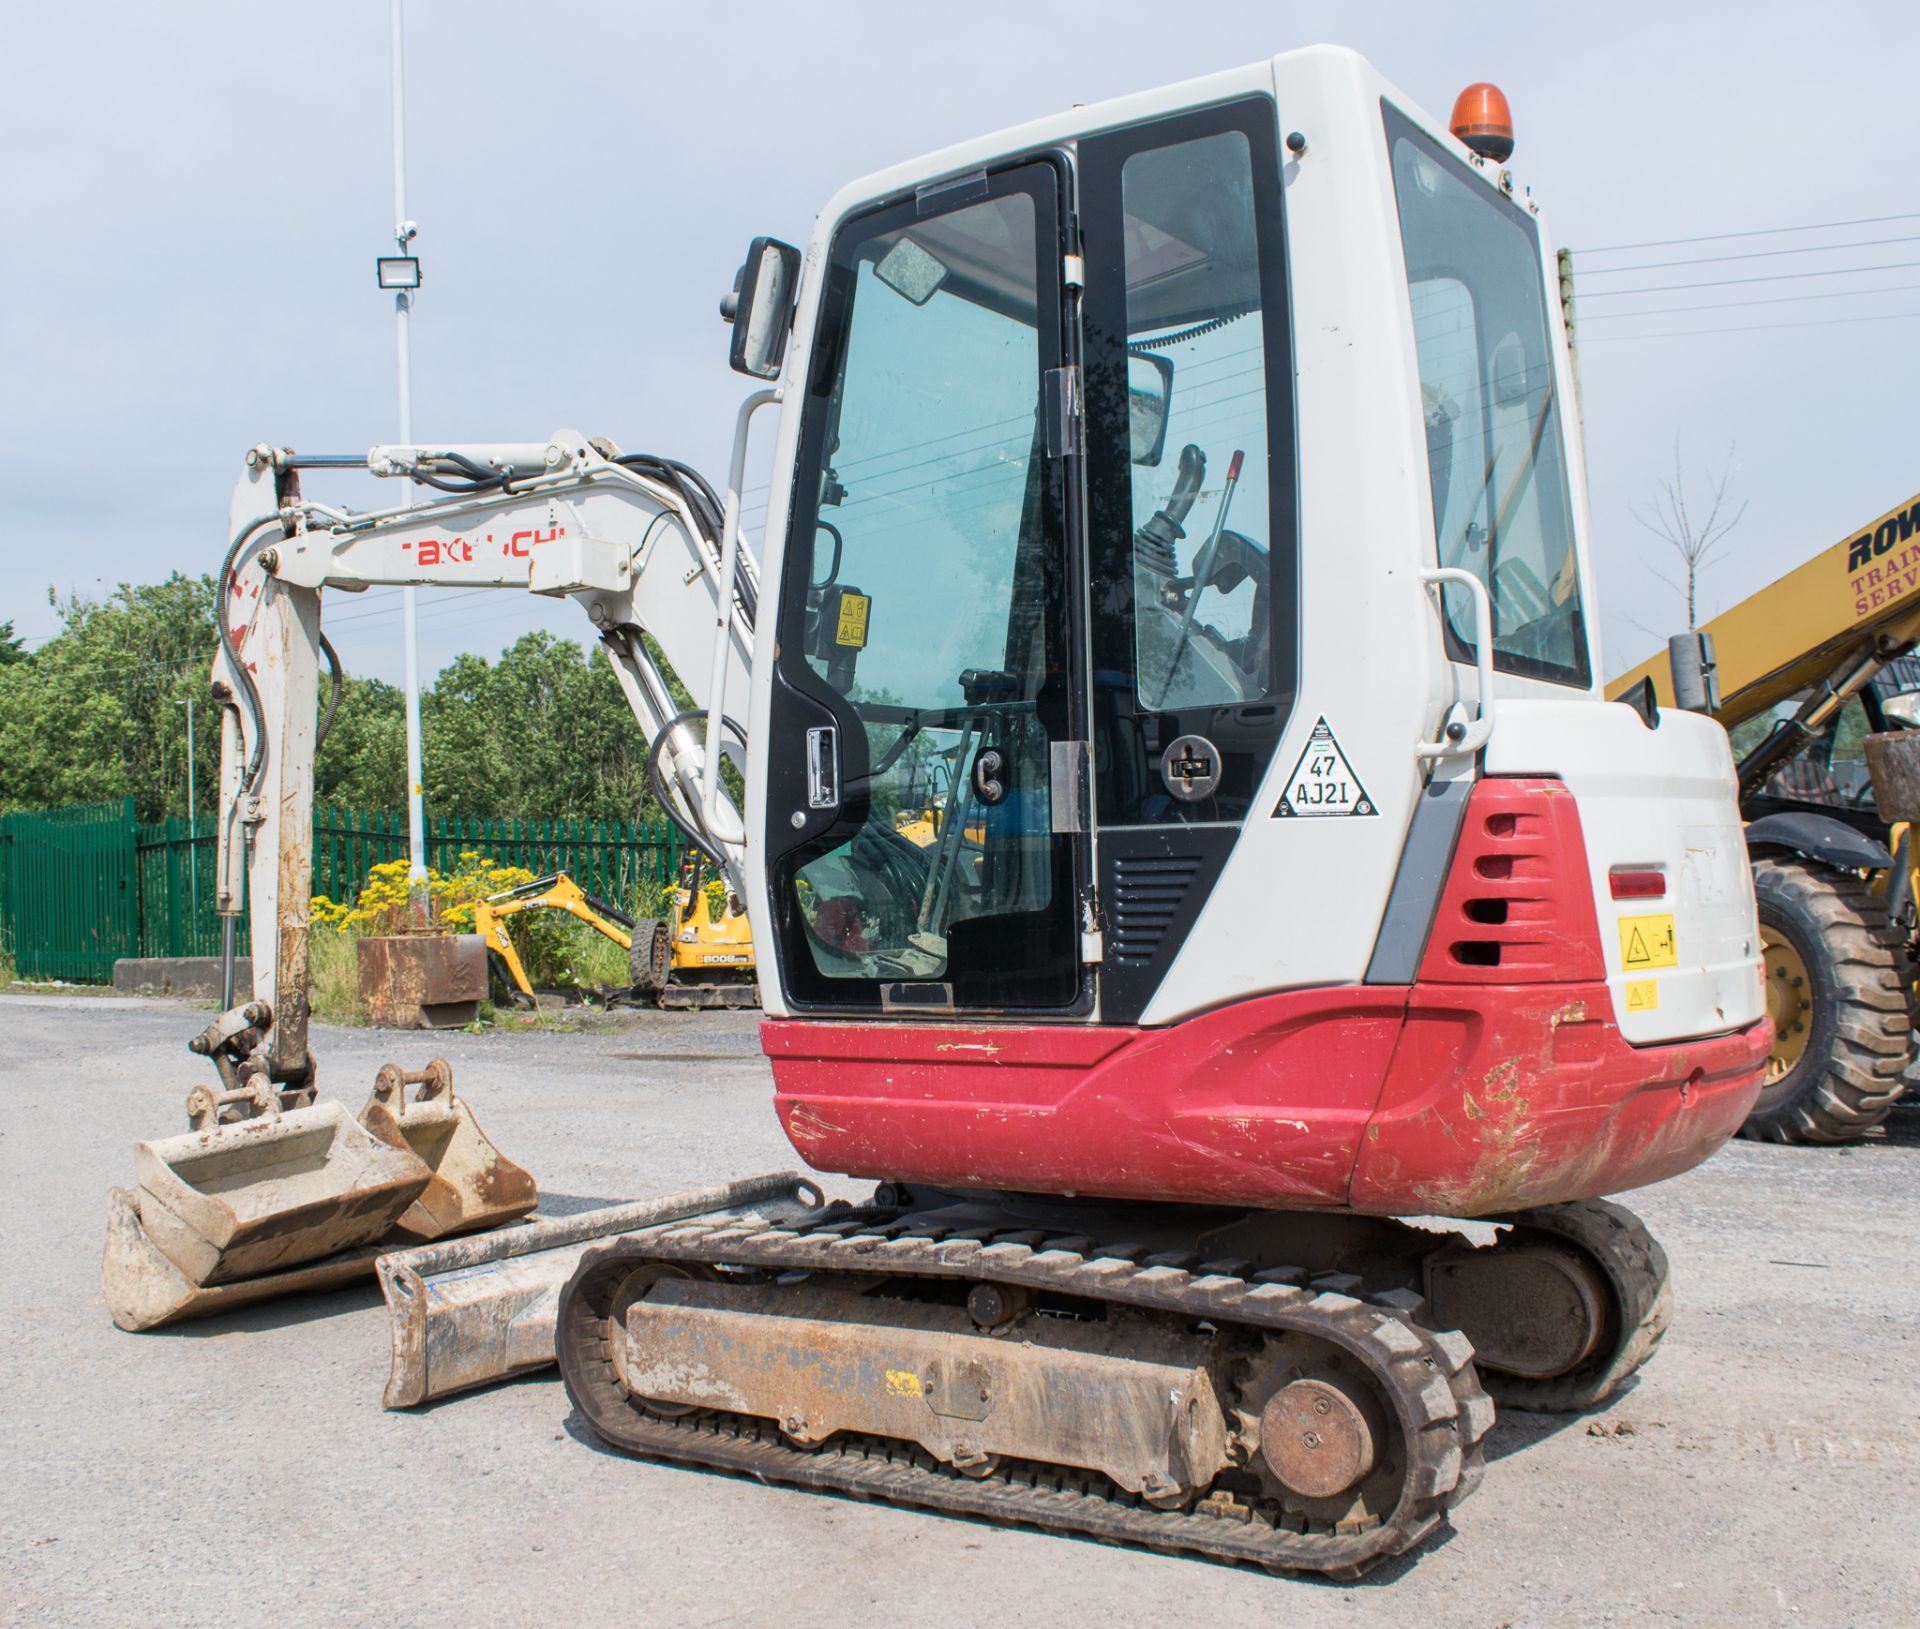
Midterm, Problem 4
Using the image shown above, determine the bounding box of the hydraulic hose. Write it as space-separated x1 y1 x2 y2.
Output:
316 631 344 749
216 514 286 800
614 453 757 627
645 708 749 860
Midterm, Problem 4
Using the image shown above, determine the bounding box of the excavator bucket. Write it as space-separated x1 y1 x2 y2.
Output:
359 1059 539 1244
103 1082 432 1332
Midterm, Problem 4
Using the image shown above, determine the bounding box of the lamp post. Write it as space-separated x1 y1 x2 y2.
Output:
176 696 198 937
385 0 428 926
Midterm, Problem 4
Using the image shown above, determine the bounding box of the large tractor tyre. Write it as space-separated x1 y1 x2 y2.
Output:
1742 858 1912 1144
627 918 671 1003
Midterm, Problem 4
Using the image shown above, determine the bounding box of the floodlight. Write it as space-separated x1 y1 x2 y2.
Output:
376 256 422 290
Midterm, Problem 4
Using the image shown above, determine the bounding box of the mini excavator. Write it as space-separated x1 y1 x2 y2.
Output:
115 49 1770 1575
472 857 755 1011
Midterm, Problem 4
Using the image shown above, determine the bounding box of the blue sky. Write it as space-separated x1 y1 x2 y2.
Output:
4 1 1916 686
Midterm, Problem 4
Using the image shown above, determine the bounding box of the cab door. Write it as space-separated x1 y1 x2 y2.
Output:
763 161 1088 1015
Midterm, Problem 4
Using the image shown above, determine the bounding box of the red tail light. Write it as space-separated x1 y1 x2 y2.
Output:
1608 867 1666 900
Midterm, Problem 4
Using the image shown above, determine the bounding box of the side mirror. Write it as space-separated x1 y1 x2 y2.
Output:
1666 630 1720 714
1127 351 1175 466
725 236 802 380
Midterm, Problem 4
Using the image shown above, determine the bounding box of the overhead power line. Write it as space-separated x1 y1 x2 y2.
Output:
1583 309 1920 343
1570 210 1920 256
1578 259 1920 298
1579 281 1920 320
1574 232 1920 276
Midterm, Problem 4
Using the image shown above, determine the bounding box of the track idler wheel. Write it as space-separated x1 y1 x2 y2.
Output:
1426 1198 1671 1414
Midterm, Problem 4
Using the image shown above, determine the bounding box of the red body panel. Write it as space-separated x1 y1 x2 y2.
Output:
765 995 1768 1217
763 778 1769 1217
1416 778 1607 985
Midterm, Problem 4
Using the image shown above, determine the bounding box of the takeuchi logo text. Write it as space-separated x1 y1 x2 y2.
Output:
399 526 565 569
1847 499 1920 616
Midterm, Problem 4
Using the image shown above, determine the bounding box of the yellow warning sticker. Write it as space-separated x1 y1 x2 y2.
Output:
835 592 871 648
1618 913 1678 971
1624 978 1659 1012
884 1368 922 1397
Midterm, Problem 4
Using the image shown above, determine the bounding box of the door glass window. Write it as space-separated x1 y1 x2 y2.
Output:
1079 99 1295 832
777 175 1074 1002
1120 130 1276 712
1386 105 1590 688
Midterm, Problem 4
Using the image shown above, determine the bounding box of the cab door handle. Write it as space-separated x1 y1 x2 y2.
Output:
806 725 840 809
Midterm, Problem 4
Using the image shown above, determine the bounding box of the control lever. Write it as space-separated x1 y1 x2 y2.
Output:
1153 449 1244 710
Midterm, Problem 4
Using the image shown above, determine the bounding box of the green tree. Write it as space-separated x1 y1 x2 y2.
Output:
0 619 25 665
420 632 659 821
0 575 221 820
315 675 407 810
0 580 673 829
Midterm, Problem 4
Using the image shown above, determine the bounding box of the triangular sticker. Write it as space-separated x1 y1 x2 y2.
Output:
1274 716 1377 818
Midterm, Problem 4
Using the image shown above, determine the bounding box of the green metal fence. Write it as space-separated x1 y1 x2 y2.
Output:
0 799 140 981
312 808 686 914
3 802 684 981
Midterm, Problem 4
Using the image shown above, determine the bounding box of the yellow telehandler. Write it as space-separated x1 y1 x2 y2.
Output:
1610 488 1920 1142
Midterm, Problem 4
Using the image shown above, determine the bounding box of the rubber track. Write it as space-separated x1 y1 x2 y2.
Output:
1479 1198 1670 1413
556 1209 1495 1578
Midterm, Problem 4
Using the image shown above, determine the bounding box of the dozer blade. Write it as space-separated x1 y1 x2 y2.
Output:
359 1059 539 1244
656 981 760 1011
375 1171 821 1408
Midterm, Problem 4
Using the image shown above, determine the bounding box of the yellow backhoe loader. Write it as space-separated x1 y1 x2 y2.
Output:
472 855 756 1011
1610 488 1920 1143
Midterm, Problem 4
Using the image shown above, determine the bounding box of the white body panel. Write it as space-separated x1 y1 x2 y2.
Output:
746 45 1687 1026
1488 702 1765 1044
1142 50 1457 1023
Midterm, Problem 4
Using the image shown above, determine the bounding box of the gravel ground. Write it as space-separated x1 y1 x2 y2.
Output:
2 992 1916 1628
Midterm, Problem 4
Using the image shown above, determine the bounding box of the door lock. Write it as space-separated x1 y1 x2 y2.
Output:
1160 734 1221 802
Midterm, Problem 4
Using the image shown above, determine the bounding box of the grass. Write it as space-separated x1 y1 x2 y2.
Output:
305 916 632 1030
309 923 368 1024
546 920 632 991
0 932 14 993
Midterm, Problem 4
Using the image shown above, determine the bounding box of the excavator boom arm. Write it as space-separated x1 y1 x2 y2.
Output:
212 425 764 1079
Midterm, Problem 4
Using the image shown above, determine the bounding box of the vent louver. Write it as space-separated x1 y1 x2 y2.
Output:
1110 854 1203 966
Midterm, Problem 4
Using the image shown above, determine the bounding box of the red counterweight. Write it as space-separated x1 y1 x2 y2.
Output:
764 780 1770 1217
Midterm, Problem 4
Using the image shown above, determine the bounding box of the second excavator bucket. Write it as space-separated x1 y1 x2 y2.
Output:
104 1076 436 1331
101 1050 539 1331
359 1060 539 1244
